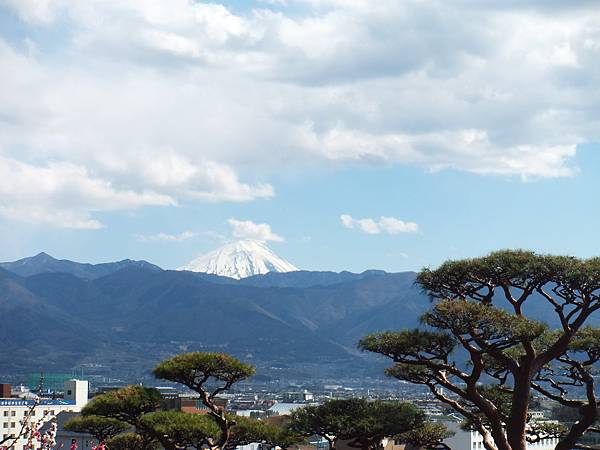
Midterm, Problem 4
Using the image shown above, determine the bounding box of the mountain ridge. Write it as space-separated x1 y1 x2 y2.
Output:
0 252 591 382
0 252 162 279
0 252 404 288
0 255 424 378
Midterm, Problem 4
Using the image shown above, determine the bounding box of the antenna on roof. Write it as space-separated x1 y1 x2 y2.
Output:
38 371 45 395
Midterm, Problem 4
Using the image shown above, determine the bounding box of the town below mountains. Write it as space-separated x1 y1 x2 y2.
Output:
0 249 576 385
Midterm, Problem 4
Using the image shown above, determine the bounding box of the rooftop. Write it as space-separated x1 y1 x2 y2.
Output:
0 399 76 407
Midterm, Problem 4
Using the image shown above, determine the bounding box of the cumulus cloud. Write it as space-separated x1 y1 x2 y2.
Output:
340 214 380 234
0 156 174 229
1 0 599 226
0 37 273 227
135 231 197 242
136 155 274 202
341 214 418 235
228 218 284 242
306 127 577 179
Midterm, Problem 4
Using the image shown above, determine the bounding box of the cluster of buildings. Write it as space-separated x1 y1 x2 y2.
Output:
0 380 568 450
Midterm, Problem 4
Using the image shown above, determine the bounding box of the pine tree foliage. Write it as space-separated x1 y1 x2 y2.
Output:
360 250 600 450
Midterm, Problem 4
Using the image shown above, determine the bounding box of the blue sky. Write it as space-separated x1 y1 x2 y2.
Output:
0 1 599 272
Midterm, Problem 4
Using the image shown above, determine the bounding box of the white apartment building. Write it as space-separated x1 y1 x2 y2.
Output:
0 380 88 450
443 421 560 450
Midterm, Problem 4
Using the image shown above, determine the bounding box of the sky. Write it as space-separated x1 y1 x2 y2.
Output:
1 0 600 272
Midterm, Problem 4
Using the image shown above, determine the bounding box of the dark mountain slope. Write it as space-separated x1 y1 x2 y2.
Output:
3 261 584 379
0 265 431 374
0 269 102 371
93 269 352 361
239 270 389 288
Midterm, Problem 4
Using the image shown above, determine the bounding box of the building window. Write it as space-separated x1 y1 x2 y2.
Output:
3 422 8 428
10 422 15 428
10 411 15 416
67 390 72 395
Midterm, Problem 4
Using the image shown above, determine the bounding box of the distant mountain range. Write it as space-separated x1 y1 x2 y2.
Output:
0 252 428 379
0 252 579 382
0 252 162 279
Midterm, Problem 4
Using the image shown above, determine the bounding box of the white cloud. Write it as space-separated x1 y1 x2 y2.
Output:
0 37 273 227
228 218 284 242
340 214 380 234
0 156 174 229
137 155 274 202
306 126 577 179
341 214 419 235
135 231 197 242
379 216 419 234
1 0 599 227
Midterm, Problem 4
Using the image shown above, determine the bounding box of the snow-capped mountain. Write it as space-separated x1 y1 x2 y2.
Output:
178 240 298 279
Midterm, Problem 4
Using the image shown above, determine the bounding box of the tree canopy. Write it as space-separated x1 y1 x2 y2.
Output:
360 250 600 450
106 433 159 450
226 416 302 450
64 415 130 442
396 422 454 450
153 352 255 395
290 398 435 450
82 385 163 426
76 355 293 450
80 385 163 449
140 411 221 450
153 352 255 450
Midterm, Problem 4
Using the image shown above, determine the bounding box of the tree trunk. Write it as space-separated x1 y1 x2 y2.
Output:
476 423 500 450
554 404 598 450
506 370 532 450
466 389 510 450
487 424 512 450
216 415 231 450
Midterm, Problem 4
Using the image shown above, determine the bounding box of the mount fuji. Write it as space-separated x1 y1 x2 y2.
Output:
178 240 298 279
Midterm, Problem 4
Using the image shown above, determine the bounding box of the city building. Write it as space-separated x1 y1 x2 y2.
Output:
163 393 228 414
442 421 560 450
0 380 88 450
282 390 314 403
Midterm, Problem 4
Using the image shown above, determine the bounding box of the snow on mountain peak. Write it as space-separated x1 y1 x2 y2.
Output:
178 239 299 279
